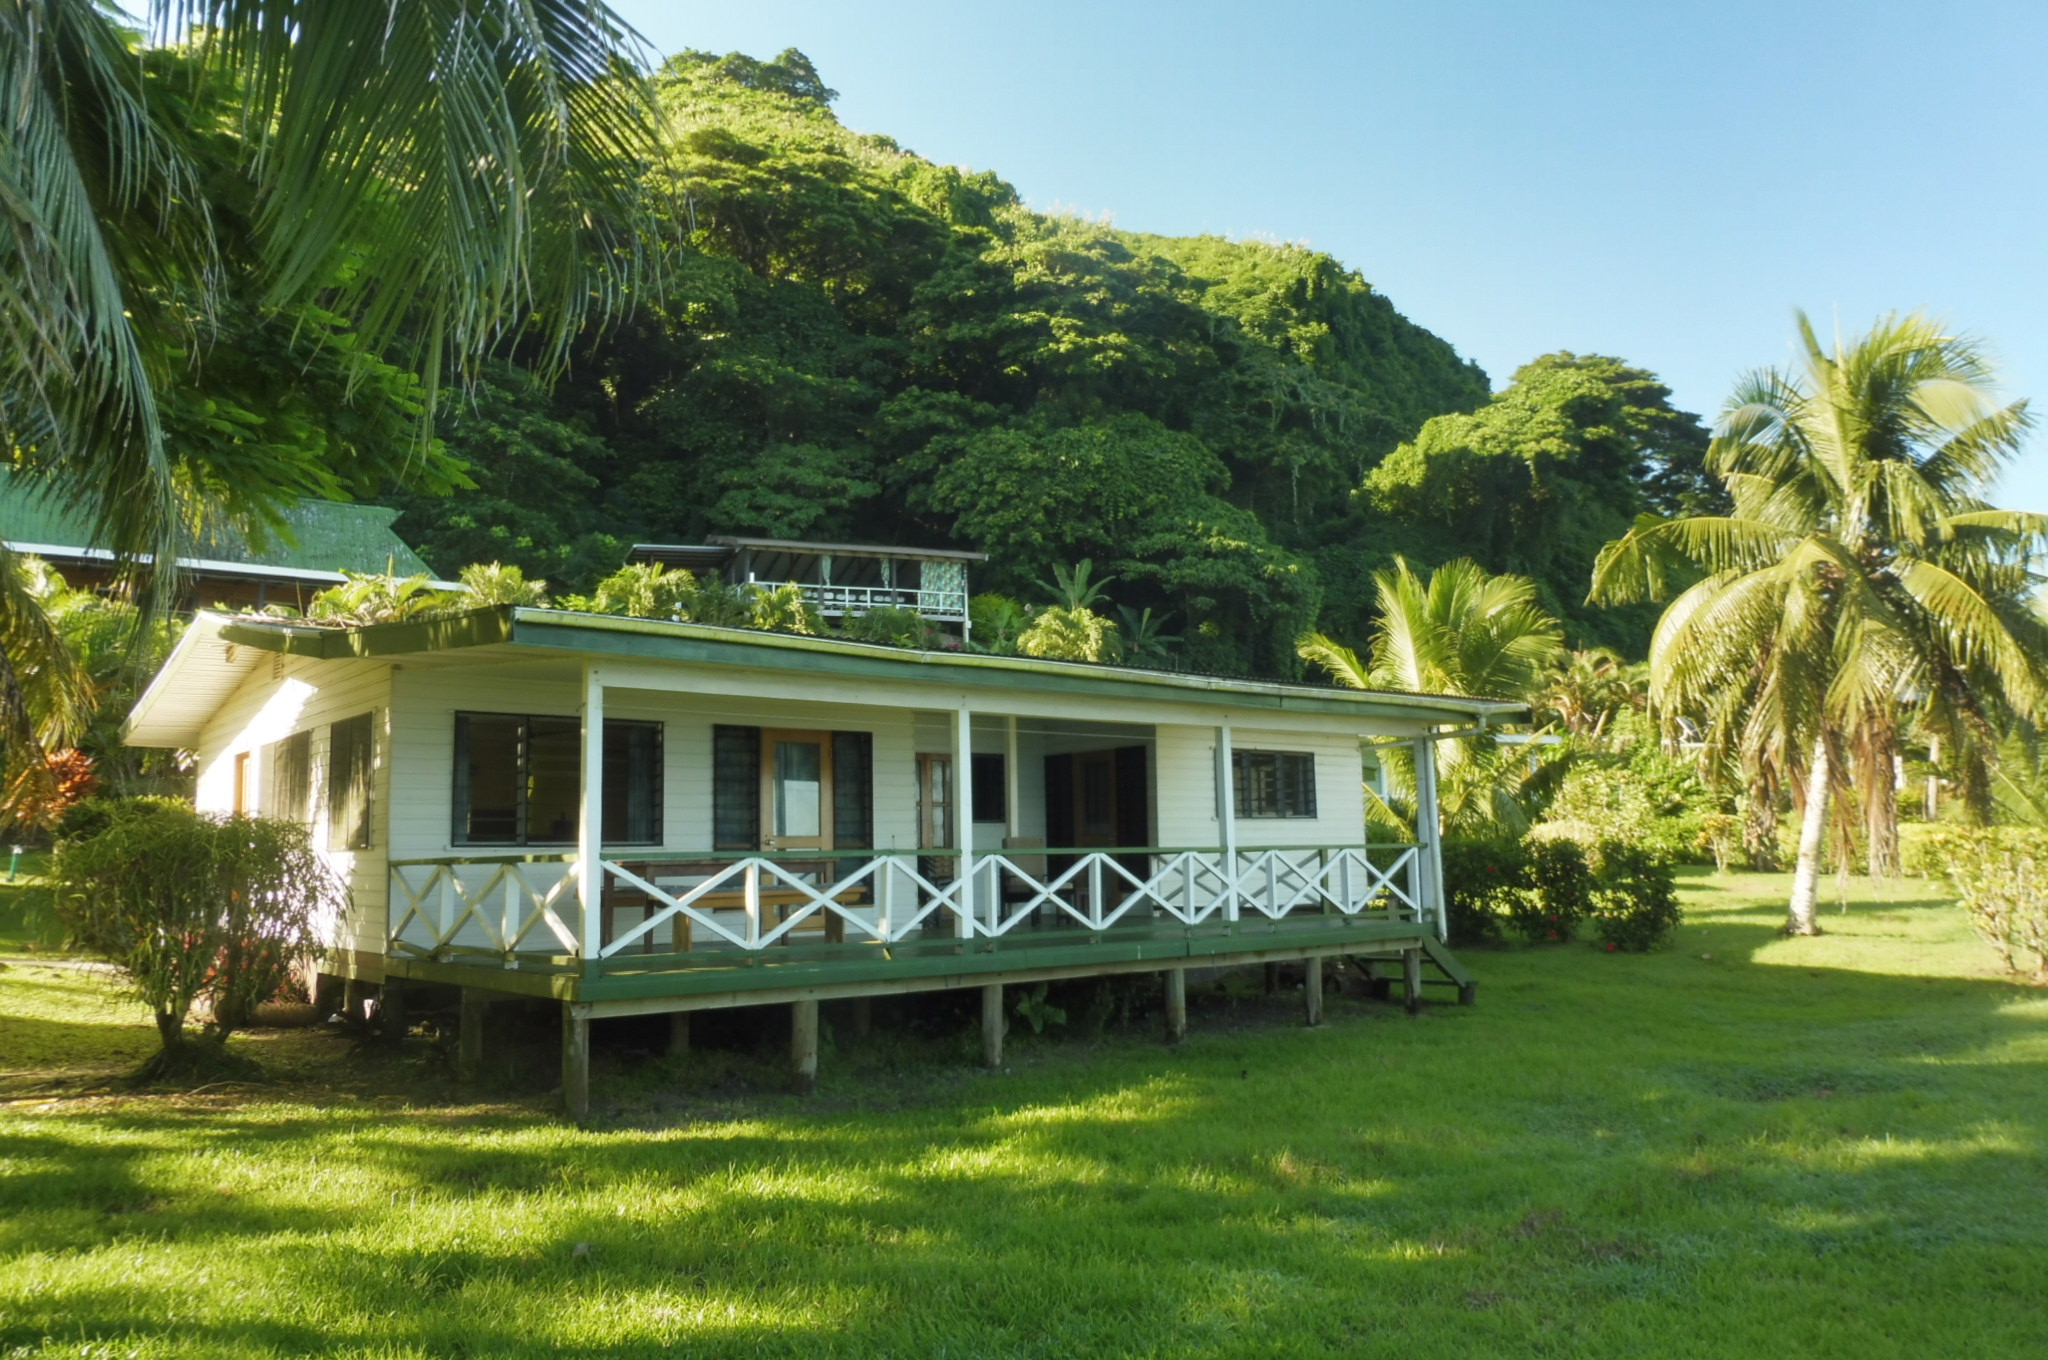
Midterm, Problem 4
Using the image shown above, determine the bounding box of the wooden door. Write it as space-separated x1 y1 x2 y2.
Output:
1074 750 1117 847
760 729 834 854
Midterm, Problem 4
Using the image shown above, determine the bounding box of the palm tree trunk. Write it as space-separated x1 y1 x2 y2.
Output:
1787 740 1830 935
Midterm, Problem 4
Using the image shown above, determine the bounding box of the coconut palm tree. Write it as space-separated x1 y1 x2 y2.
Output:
0 0 656 816
1298 557 1566 835
1590 312 2048 934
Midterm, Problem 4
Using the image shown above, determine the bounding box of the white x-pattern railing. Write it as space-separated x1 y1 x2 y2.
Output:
388 858 581 959
388 845 1423 961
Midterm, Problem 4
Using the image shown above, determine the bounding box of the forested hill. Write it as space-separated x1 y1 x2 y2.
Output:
388 49 1702 674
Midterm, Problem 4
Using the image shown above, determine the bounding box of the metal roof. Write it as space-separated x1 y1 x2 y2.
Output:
0 471 435 580
127 606 1529 747
704 536 987 562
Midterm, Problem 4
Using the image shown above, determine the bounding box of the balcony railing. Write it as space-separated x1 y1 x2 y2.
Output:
387 843 1426 968
788 582 969 621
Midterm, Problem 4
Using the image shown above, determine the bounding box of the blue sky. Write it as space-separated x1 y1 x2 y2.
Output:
611 0 2048 510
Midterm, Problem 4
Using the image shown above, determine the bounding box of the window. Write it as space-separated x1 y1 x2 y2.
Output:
452 713 663 846
328 713 375 849
971 752 1006 823
833 731 873 848
1233 750 1316 819
712 725 761 851
270 731 311 823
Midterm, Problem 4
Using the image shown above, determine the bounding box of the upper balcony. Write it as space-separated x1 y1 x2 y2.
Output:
628 537 986 626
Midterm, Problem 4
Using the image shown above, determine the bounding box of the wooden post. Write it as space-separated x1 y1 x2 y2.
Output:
1005 716 1021 841
1216 721 1239 922
1164 967 1187 1044
379 980 408 1044
981 983 1004 1068
956 705 976 938
577 665 606 964
669 1011 690 1055
458 988 488 1074
342 976 367 1023
1412 735 1446 941
1404 947 1424 1015
791 999 819 1095
562 1005 590 1122
1303 956 1324 1027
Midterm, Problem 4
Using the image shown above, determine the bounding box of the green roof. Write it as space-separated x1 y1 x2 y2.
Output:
0 471 433 578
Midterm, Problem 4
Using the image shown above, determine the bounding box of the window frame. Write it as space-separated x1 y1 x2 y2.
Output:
451 711 664 848
1231 749 1318 820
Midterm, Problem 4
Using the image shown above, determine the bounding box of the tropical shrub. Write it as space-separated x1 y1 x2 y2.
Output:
1924 827 2048 981
306 571 457 625
838 606 936 649
1438 837 1521 945
968 593 1029 653
1016 606 1120 662
49 798 346 1075
456 561 550 606
1587 842 1683 952
1440 836 1592 945
1518 838 1594 943
746 582 817 635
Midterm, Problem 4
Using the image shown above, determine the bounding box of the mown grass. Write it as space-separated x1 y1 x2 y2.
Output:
2 869 2043 1358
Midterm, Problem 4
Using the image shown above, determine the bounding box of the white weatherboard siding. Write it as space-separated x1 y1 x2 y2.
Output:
194 655 392 959
387 669 925 859
185 649 1384 964
1152 723 1366 849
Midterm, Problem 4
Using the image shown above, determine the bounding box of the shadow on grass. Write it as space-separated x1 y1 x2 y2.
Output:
4 888 2046 1357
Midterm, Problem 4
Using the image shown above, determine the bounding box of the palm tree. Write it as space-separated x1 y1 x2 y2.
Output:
1 0 656 809
1538 648 1642 742
1590 313 2048 934
1299 558 1565 835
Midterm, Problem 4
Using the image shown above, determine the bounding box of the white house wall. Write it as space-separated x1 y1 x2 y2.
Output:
1153 723 1367 850
387 668 925 859
188 653 1383 964
192 655 393 961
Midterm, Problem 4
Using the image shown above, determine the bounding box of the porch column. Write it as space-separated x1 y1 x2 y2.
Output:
1412 734 1446 941
955 705 975 938
578 665 605 963
1004 716 1021 840
1216 721 1239 922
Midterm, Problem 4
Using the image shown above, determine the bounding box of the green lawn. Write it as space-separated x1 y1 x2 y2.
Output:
2 870 2043 1358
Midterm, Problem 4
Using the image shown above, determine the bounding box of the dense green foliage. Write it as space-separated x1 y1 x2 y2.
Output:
1366 354 1715 645
386 48 1582 676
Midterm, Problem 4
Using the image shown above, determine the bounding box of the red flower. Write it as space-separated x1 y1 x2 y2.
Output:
1605 942 1618 952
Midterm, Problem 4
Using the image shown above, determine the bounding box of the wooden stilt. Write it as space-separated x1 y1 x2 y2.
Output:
791 999 819 1095
341 977 366 1023
981 984 1005 1068
1303 956 1324 1027
1164 967 1187 1044
562 1005 590 1122
668 1010 691 1055
458 988 488 1074
1404 948 1424 1015
849 997 872 1039
379 981 408 1045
